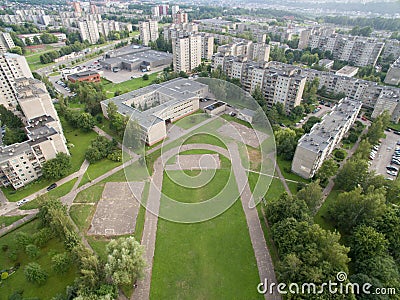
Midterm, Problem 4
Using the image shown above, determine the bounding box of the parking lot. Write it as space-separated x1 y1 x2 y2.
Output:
369 130 400 179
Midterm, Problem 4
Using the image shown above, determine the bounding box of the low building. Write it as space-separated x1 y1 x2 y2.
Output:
204 101 226 115
318 59 334 69
100 46 172 72
67 71 101 83
101 78 208 145
335 65 359 77
61 66 87 80
291 98 362 179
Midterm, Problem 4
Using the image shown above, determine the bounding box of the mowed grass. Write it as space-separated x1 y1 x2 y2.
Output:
20 178 77 210
62 117 98 172
0 215 25 227
79 158 123 187
174 111 210 130
276 155 309 183
0 220 77 299
150 167 262 299
102 73 159 98
70 204 95 232
314 188 341 232
74 183 105 203
183 133 227 149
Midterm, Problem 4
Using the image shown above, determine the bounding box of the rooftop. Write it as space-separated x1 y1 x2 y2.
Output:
297 98 362 154
101 78 208 129
68 70 99 80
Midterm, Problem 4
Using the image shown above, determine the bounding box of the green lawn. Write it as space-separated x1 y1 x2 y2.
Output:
79 158 123 187
183 133 227 149
0 215 25 227
103 73 159 99
20 178 78 210
2 179 56 202
150 164 262 299
69 204 95 232
134 181 149 242
174 111 210 130
0 220 78 299
388 122 400 131
62 117 98 172
86 236 110 261
74 183 105 203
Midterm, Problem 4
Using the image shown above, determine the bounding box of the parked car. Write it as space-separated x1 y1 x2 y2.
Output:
387 170 398 176
47 183 57 191
229 112 237 117
387 165 399 172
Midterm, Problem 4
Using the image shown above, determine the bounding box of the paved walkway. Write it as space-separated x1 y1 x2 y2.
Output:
132 143 280 300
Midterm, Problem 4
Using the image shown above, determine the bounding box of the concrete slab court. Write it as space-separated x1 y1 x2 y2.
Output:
87 181 144 236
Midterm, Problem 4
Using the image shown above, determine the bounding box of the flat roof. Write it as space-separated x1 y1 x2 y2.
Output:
335 65 359 77
297 98 362 154
101 78 207 129
68 70 99 80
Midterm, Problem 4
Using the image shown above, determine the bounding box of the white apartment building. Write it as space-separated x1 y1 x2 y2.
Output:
200 34 214 60
139 20 159 46
172 34 202 73
79 20 100 44
0 53 32 109
292 98 362 179
384 57 400 86
97 20 120 38
0 33 15 53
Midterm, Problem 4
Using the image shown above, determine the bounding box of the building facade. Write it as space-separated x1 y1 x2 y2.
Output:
172 34 202 73
139 20 159 46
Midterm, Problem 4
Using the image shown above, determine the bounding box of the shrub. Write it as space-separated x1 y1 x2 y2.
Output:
1 271 8 280
24 263 48 285
2 244 8 252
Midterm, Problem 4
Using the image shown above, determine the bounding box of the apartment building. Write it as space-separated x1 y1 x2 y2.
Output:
101 78 208 145
292 98 362 179
217 41 270 63
382 40 400 62
97 20 120 38
79 20 100 44
200 34 214 60
384 57 400 86
0 53 33 109
172 34 202 73
139 20 159 46
371 90 400 123
305 33 384 67
212 55 305 111
0 116 69 189
0 33 15 53
173 10 188 24
18 33 67 45
163 23 199 41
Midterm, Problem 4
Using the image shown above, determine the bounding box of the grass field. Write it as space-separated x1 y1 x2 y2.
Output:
79 158 123 187
20 178 78 210
150 160 262 299
70 204 95 232
0 215 25 227
276 155 310 184
61 117 98 172
183 133 227 149
314 188 341 232
174 111 210 130
102 73 159 98
74 183 105 203
0 220 77 299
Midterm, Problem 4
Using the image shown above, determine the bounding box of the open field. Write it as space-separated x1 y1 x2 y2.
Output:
102 73 159 98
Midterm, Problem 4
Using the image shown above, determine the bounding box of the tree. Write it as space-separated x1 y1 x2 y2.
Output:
77 112 95 132
335 157 369 191
24 262 48 285
41 152 71 179
316 159 338 183
290 105 304 120
25 244 40 259
354 139 372 160
142 74 149 80
366 111 390 145
329 187 386 233
350 225 389 262
266 193 310 226
52 252 71 274
302 116 321 133
296 180 323 214
275 128 298 160
9 46 23 55
105 237 146 286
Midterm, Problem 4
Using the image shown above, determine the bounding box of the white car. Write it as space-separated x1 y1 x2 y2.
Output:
387 170 398 176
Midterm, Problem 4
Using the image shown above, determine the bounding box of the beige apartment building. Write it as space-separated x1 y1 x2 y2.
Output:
139 20 159 46
79 20 100 44
292 98 362 179
172 34 202 73
0 53 33 109
101 78 208 145
0 32 15 53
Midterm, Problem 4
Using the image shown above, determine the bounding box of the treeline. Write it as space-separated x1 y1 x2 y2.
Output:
324 16 400 32
39 41 90 64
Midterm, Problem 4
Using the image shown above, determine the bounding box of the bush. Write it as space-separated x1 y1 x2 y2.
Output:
24 263 48 285
1 271 8 280
51 252 71 274
25 244 40 259
107 150 122 162
2 244 8 252
334 149 346 160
